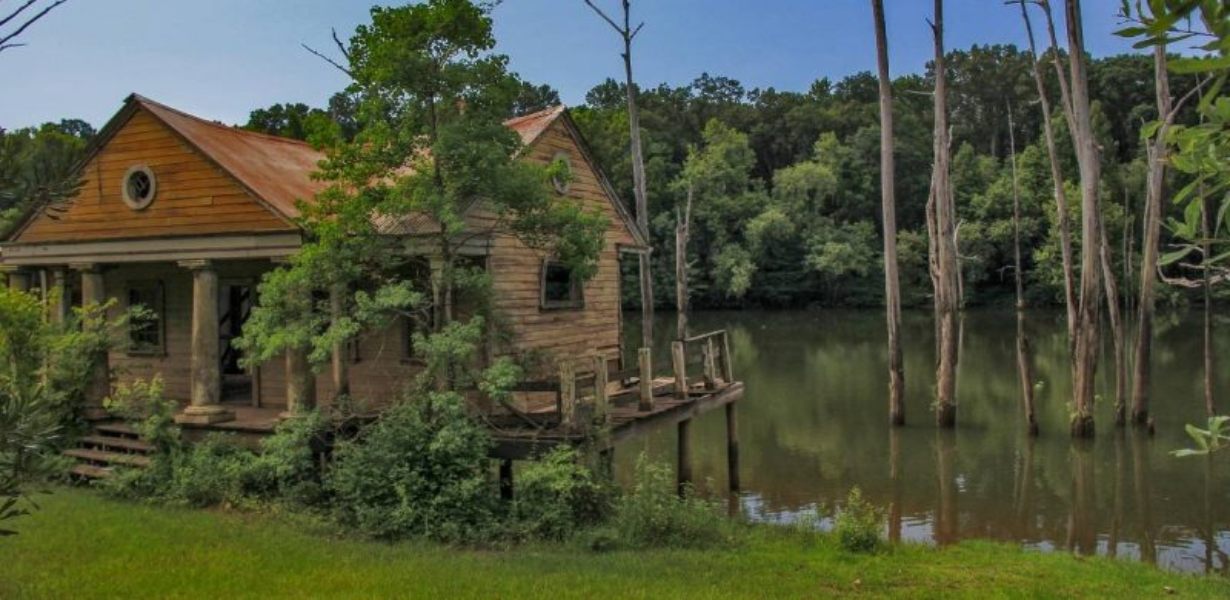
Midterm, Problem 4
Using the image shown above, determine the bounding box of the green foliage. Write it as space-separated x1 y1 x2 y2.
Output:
833 487 884 554
509 446 615 541
0 120 92 236
1173 416 1230 457
326 392 497 542
610 455 732 549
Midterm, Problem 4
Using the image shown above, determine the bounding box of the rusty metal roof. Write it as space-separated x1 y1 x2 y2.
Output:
135 96 569 222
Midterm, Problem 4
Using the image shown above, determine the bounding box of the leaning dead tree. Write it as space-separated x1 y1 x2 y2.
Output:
0 0 69 53
1015 0 1076 343
872 0 906 426
929 0 961 428
1061 0 1103 438
1007 101 1038 436
675 184 693 341
585 0 655 351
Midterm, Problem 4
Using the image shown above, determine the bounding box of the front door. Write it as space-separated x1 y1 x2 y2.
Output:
219 282 253 403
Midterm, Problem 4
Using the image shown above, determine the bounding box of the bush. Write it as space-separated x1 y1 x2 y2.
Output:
326 391 498 542
611 455 732 549
166 434 254 507
242 411 327 505
509 446 615 541
833 487 883 553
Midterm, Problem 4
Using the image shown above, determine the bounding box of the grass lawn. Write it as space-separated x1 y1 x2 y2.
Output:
1 488 1226 599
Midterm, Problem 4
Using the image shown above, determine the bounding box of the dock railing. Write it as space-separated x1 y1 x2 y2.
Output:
674 330 734 398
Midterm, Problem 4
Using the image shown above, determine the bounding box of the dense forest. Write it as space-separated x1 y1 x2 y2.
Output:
0 45 1210 310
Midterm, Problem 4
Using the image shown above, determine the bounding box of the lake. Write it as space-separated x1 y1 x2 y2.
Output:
617 309 1230 574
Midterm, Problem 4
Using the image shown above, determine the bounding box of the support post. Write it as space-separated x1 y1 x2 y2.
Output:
671 340 687 399
637 347 654 411
720 331 734 383
702 337 717 390
559 360 577 430
499 459 514 501
677 417 693 496
592 354 609 426
726 402 740 491
284 345 316 417
330 285 350 400
176 260 233 424
72 263 110 420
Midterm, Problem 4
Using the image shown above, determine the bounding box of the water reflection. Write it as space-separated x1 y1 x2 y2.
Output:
618 309 1230 574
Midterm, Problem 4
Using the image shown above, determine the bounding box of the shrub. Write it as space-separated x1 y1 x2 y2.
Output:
326 391 498 542
509 446 615 541
243 411 327 505
611 455 732 549
833 487 883 553
166 434 254 507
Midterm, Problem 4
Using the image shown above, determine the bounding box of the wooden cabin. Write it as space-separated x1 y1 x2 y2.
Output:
0 94 649 424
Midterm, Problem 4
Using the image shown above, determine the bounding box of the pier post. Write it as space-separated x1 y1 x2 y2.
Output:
702 337 717 390
499 459 514 501
592 354 609 425
637 347 654 411
726 402 740 491
719 331 734 382
671 341 687 399
677 418 693 496
559 361 577 430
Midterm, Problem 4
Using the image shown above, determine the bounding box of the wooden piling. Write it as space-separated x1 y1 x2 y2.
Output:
672 340 688 399
726 402 740 491
703 337 718 390
559 361 577 430
499 459 514 501
637 347 654 411
592 354 610 425
719 331 734 382
677 418 693 495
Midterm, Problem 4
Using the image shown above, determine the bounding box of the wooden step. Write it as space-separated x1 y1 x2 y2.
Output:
63 448 151 468
69 464 114 480
93 422 141 439
80 435 153 454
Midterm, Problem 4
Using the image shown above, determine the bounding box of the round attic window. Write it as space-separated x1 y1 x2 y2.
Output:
550 151 572 195
121 165 157 210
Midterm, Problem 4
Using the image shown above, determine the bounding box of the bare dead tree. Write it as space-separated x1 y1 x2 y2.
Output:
0 0 69 53
1015 0 1077 343
585 0 655 350
1100 217 1128 426
675 184 693 341
1061 0 1103 438
1131 45 1173 428
1008 101 1038 436
872 0 905 426
1201 189 1217 417
929 0 961 428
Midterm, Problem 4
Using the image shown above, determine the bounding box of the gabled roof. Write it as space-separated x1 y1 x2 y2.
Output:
6 95 647 247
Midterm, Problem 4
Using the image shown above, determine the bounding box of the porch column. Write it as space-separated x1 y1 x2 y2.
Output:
330 285 349 400
49 267 70 325
284 345 316 416
1 266 31 292
175 260 233 424
70 263 111 420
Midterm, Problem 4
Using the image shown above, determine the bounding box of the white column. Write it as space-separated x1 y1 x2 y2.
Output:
284 345 316 417
1 266 31 292
176 260 233 424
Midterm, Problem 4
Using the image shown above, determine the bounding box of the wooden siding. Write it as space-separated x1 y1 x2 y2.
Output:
481 120 636 375
15 108 293 244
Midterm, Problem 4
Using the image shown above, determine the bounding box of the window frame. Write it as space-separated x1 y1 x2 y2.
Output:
539 258 584 311
125 279 166 356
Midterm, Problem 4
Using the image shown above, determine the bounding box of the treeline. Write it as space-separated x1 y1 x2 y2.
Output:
571 46 1205 309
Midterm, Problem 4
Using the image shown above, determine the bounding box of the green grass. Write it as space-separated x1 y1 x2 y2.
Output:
1 488 1226 599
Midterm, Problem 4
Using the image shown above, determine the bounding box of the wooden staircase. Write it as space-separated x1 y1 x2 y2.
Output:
64 421 153 480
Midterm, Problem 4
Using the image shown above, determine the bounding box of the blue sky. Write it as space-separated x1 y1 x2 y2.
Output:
1 0 1144 130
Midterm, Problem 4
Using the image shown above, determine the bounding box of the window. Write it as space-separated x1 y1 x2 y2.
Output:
540 259 583 310
550 151 572 195
127 281 165 355
121 165 157 210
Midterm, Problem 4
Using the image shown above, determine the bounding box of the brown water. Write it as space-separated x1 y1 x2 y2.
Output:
618 309 1230 574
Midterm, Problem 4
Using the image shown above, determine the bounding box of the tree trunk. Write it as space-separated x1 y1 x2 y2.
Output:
872 0 905 426
619 2 654 354
1099 218 1127 426
675 185 692 341
1064 0 1101 438
1131 45 1172 427
1202 192 1216 417
930 0 960 428
1019 0 1077 342
1008 102 1038 436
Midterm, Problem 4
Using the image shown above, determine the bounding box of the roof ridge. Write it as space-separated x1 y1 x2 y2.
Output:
129 94 316 148
503 104 566 126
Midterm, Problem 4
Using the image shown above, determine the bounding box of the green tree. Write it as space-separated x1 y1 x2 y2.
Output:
0 120 93 235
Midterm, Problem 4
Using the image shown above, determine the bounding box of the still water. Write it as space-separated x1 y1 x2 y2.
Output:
618 309 1230 574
